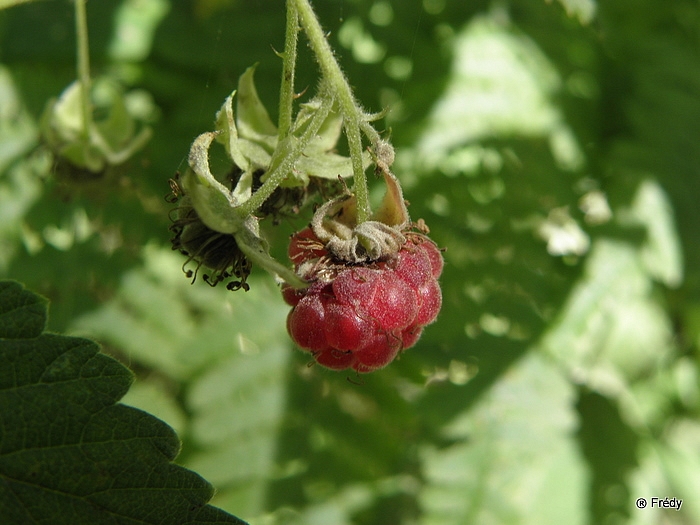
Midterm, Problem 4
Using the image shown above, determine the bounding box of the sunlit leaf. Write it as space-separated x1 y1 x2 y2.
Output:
629 419 700 524
406 14 569 172
551 0 596 24
0 65 36 174
419 353 589 525
618 179 683 288
108 0 170 63
542 237 675 398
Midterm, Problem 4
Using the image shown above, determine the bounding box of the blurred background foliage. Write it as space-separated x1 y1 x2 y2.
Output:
1 0 699 523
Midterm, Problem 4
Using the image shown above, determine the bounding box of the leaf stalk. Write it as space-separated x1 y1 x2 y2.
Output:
294 0 372 223
278 0 299 141
74 0 92 141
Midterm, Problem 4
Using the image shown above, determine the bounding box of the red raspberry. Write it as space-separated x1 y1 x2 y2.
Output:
283 228 443 373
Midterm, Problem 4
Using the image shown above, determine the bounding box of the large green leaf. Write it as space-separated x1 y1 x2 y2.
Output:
540 177 685 522
0 280 247 525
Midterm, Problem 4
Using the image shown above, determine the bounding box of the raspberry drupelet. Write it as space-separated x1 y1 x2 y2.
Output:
282 227 443 373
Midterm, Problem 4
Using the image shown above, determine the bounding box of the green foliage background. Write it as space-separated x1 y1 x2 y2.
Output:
1 0 699 523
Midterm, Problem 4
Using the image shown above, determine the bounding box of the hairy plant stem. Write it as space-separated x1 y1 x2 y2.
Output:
294 0 371 224
74 0 92 141
277 0 299 140
235 92 336 219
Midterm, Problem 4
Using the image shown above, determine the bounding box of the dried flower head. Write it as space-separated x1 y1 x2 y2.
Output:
168 176 252 291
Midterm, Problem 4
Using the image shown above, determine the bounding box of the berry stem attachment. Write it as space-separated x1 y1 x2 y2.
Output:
294 0 371 224
277 0 299 141
235 224 309 289
74 0 92 142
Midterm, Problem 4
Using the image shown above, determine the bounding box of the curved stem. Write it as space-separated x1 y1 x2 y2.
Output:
235 227 308 288
74 0 92 140
278 0 299 140
360 119 381 146
294 0 372 223
235 92 335 219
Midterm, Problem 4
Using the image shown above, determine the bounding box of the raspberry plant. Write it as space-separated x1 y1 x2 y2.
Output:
168 0 443 370
40 0 152 178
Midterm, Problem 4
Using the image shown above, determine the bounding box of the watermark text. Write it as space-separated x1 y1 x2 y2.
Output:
635 497 683 511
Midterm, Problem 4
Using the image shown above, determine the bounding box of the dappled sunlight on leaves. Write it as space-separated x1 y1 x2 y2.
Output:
542 239 676 398
554 0 597 24
419 352 588 525
1 0 700 523
406 13 580 172
630 419 700 523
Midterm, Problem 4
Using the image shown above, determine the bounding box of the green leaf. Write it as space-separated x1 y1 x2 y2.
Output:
419 353 589 525
0 279 247 525
183 132 245 234
542 237 676 398
236 66 277 147
107 0 170 63
629 419 700 523
576 391 639 522
0 280 47 338
406 15 567 173
618 179 683 288
0 65 37 175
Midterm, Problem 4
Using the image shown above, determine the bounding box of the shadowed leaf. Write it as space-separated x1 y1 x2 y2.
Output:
0 280 247 525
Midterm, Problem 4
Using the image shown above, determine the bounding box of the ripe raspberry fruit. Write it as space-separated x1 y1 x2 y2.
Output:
283 228 443 373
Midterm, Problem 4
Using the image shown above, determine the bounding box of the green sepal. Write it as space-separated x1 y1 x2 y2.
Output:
58 138 106 173
297 150 365 180
293 97 343 153
214 91 249 172
95 85 135 148
372 168 410 228
183 132 245 234
237 138 273 170
236 65 278 149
